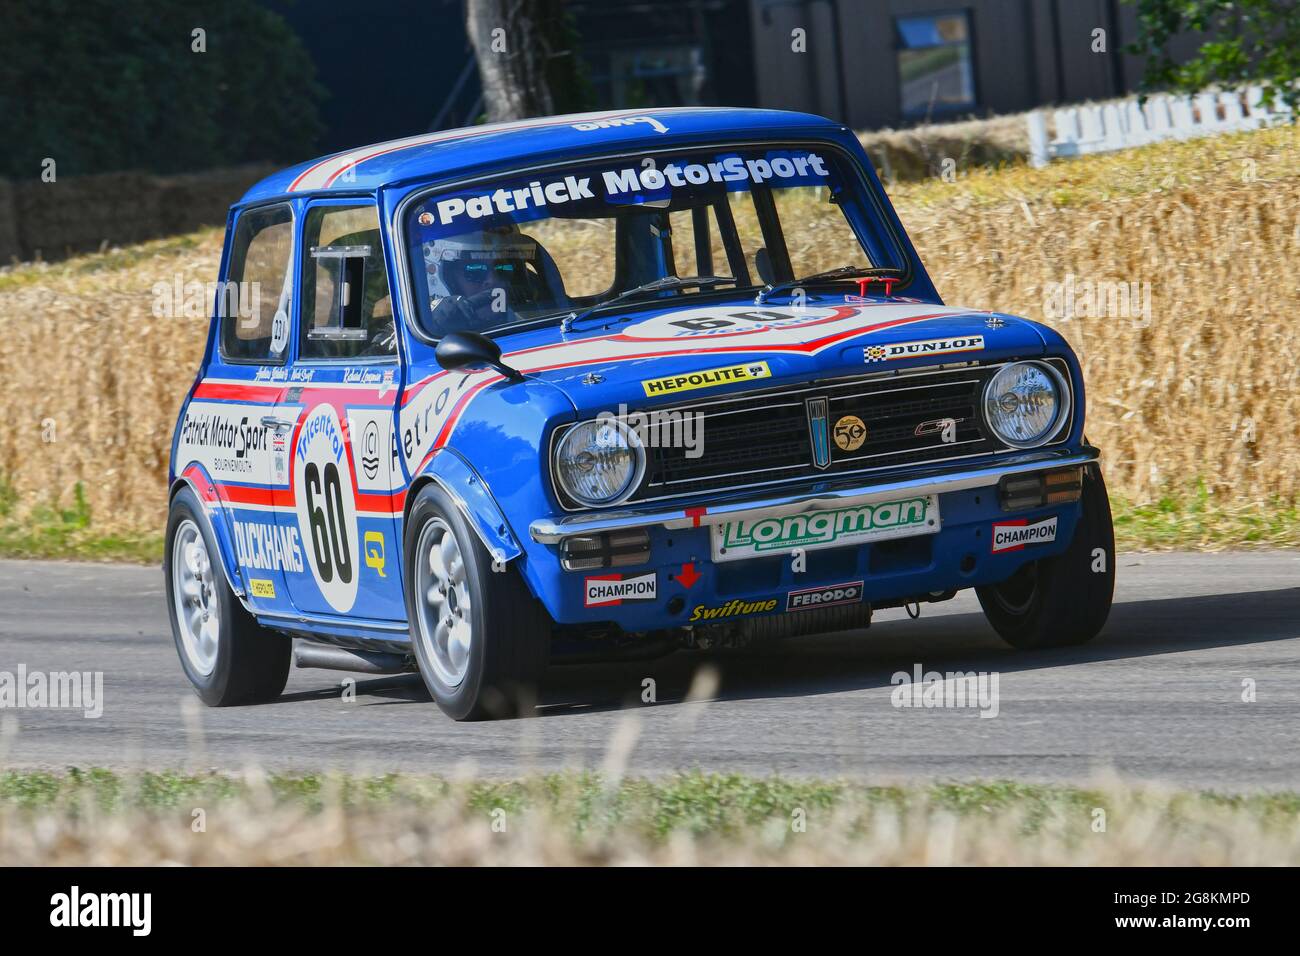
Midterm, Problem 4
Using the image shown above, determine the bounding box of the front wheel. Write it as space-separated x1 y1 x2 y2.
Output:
403 483 551 720
164 487 291 705
977 464 1115 649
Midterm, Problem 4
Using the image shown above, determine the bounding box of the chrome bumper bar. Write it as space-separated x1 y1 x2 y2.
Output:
529 447 1099 544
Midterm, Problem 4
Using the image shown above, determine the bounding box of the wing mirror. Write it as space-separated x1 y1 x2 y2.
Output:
434 331 524 381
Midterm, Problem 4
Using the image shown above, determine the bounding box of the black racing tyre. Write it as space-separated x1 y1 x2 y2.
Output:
976 464 1116 649
163 486 291 706
403 482 551 720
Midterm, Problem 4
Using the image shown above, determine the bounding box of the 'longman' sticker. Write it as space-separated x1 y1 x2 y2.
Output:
991 516 1059 553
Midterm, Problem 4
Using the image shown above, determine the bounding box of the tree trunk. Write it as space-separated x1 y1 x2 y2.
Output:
466 0 583 124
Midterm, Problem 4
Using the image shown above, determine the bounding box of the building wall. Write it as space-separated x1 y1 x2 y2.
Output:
751 0 1211 129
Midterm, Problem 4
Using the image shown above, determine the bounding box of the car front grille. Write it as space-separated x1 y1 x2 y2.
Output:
631 363 1017 503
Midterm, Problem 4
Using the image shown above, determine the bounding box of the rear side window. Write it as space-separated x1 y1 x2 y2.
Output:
300 204 396 361
221 204 293 364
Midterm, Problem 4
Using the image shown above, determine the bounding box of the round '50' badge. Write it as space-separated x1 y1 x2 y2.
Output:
293 404 359 612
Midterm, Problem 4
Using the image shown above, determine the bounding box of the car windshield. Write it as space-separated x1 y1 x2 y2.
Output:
404 145 904 338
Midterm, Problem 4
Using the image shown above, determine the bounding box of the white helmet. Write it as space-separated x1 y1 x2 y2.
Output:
423 225 540 299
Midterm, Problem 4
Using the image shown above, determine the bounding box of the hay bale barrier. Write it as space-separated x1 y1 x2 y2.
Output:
0 127 1297 557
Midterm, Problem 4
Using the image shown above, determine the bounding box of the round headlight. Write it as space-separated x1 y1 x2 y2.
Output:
983 362 1067 448
554 418 645 507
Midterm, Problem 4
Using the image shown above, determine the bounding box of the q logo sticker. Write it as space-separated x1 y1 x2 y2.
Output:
294 404 360 612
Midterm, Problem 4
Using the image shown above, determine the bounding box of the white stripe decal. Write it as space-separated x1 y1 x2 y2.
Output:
289 109 676 192
397 305 972 471
221 501 396 519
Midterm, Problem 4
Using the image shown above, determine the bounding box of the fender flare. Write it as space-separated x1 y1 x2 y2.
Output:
169 473 253 610
404 449 523 567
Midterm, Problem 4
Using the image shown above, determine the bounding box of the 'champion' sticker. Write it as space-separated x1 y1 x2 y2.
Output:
584 571 657 607
991 516 1059 553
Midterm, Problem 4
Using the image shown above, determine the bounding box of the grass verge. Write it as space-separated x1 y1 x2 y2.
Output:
1112 486 1300 551
1 768 1297 865
0 479 161 563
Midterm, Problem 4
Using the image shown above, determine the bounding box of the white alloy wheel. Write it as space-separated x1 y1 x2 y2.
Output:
414 516 473 687
171 518 220 676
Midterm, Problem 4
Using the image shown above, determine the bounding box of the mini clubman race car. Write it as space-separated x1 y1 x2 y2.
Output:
165 107 1114 720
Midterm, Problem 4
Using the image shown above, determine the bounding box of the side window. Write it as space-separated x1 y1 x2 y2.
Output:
301 204 395 360
221 204 293 363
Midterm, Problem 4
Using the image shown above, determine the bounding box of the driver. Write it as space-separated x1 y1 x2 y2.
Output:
422 225 541 336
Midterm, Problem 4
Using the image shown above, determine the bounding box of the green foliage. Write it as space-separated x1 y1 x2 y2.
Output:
542 0 595 117
2 768 1297 843
1111 481 1300 550
1126 0 1300 115
0 0 325 178
0 478 162 562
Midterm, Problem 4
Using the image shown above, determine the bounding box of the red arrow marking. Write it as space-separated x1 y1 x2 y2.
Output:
677 562 700 589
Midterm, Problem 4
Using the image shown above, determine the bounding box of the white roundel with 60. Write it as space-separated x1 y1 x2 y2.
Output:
294 404 359 612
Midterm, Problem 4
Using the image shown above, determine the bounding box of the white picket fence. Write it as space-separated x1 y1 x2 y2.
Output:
1027 86 1292 168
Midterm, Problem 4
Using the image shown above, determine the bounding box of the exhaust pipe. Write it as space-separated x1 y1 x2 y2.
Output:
740 601 873 642
293 642 415 675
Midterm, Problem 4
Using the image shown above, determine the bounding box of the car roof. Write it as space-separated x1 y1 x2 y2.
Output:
239 107 845 205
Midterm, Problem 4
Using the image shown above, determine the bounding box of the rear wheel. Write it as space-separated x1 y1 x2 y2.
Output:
164 487 291 705
403 483 550 720
977 465 1115 649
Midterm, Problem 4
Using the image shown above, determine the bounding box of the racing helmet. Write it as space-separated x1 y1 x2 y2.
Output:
423 225 540 299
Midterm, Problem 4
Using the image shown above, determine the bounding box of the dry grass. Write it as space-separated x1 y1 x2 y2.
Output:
2 768 1298 865
1 126 1298 554
859 111 1030 183
0 231 218 539
899 126 1300 531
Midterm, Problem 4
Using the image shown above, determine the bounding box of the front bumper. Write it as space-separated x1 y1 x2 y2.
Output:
529 446 1099 543
525 447 1099 630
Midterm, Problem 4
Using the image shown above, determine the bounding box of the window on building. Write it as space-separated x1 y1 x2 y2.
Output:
605 46 706 108
895 12 976 118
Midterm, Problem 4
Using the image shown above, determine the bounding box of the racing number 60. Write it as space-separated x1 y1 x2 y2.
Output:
304 462 353 584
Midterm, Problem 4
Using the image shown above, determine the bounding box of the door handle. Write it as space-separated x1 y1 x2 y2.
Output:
261 416 295 430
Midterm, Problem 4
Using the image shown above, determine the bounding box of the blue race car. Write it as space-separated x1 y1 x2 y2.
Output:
165 108 1113 720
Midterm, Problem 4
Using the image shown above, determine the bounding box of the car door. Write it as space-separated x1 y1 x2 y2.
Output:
185 201 301 615
271 199 406 621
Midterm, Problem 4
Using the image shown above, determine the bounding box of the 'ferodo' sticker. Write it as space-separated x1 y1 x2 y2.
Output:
991 516 1058 553
294 404 360 612
786 580 864 612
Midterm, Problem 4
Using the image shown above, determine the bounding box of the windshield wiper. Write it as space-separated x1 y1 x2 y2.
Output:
562 275 736 332
754 266 904 304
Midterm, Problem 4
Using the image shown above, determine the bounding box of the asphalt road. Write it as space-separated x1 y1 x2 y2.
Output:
2 553 1298 788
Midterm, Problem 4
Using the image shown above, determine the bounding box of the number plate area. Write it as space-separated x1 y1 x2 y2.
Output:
710 494 941 563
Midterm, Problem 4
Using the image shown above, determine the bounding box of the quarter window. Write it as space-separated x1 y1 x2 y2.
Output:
221 204 293 363
301 204 396 360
